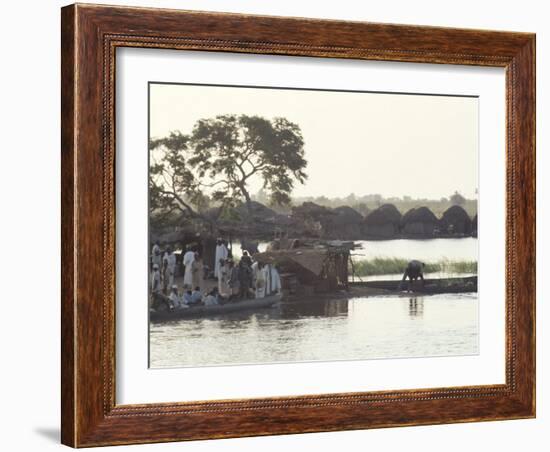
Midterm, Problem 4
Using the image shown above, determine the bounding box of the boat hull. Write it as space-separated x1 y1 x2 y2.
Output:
150 293 282 322
352 276 477 294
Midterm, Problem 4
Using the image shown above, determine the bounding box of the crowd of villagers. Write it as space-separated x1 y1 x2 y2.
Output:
150 238 281 311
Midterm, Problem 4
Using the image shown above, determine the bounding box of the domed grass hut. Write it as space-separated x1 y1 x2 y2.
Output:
401 206 439 237
291 202 337 238
472 214 478 237
327 206 364 239
440 205 473 235
362 204 402 239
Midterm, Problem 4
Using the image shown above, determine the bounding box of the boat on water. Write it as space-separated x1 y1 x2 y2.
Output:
352 276 477 294
150 293 283 322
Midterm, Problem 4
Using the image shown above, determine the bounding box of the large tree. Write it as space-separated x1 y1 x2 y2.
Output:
149 114 307 224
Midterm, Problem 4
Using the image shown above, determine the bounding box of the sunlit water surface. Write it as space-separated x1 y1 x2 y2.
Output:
150 293 478 368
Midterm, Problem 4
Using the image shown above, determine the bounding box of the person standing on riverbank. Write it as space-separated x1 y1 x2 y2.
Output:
227 259 239 299
252 261 266 298
182 246 195 288
162 246 177 294
214 238 228 278
238 260 253 299
151 241 162 271
151 264 161 296
191 251 203 290
218 258 231 297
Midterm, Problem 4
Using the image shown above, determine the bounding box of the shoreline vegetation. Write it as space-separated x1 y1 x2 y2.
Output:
352 258 477 277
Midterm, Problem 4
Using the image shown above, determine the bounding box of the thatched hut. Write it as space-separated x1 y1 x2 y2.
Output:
440 205 473 235
291 202 337 238
472 214 478 237
235 201 277 220
362 204 402 239
326 206 364 239
213 201 292 239
401 206 438 237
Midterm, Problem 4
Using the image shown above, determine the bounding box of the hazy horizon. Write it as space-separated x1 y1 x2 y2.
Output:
150 83 478 200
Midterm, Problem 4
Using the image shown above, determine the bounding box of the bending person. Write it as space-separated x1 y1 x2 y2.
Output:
398 260 425 292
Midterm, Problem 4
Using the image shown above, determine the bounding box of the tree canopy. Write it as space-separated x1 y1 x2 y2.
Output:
149 114 307 224
450 191 466 206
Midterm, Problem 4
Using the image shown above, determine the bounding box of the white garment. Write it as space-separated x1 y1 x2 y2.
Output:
151 270 161 293
271 267 282 294
204 295 218 306
183 250 195 266
265 264 281 295
214 244 228 277
218 263 230 296
169 291 181 308
151 244 162 267
162 252 176 289
183 251 195 287
163 252 176 271
252 263 266 298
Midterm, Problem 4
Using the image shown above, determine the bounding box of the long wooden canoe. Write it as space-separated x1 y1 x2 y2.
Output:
150 293 282 322
352 276 477 294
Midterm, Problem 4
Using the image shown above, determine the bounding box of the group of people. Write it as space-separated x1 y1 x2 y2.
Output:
150 241 204 296
215 239 281 301
150 237 281 311
166 285 222 310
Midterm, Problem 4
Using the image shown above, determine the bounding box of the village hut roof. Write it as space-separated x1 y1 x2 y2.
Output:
332 206 364 225
441 205 471 224
235 201 277 219
401 206 438 226
292 202 336 220
363 204 402 226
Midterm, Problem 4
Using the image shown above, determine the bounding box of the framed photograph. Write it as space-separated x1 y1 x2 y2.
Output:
61 4 535 447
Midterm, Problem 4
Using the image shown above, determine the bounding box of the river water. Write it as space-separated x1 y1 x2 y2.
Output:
231 237 478 263
150 238 478 368
150 293 478 368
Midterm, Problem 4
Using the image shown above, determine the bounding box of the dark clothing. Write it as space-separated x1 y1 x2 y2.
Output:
398 260 425 291
240 254 253 267
238 264 252 298
405 260 424 280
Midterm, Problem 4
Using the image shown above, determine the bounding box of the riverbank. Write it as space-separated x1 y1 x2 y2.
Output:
352 257 477 277
284 276 477 302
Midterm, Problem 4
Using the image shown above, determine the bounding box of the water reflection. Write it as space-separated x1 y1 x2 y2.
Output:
408 297 424 318
150 293 478 368
279 299 349 319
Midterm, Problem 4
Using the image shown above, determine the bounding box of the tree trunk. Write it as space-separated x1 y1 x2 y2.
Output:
240 186 253 217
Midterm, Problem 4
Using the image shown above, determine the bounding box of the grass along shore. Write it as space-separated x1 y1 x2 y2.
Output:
351 257 477 277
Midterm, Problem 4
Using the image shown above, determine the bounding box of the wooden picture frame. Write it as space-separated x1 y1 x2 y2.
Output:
61 3 535 447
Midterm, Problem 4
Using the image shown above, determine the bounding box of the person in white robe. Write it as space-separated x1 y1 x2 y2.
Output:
151 241 162 270
218 259 231 297
162 246 177 293
168 285 182 309
182 247 195 288
214 238 228 278
151 264 161 293
251 261 266 298
264 263 282 296
191 252 204 290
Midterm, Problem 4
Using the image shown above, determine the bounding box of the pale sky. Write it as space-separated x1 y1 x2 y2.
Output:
149 83 478 200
